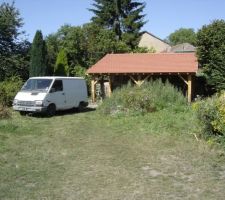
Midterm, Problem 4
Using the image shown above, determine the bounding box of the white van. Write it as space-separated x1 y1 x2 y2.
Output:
13 76 88 116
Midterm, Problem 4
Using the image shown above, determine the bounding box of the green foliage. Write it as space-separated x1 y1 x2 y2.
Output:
193 92 225 139
0 76 23 106
58 25 87 68
98 79 187 116
45 23 131 73
82 23 130 64
89 0 146 49
167 28 197 45
196 20 225 91
0 104 11 119
54 49 69 76
46 34 59 75
30 30 48 77
0 2 31 81
132 46 156 53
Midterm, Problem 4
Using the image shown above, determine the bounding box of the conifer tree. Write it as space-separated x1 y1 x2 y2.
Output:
89 0 146 49
30 30 47 77
54 49 69 76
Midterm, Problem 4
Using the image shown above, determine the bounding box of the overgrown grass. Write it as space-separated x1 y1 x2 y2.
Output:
1 109 225 199
0 104 11 120
98 79 187 116
193 92 225 148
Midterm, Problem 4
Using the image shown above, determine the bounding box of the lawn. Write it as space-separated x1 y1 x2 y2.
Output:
0 108 225 199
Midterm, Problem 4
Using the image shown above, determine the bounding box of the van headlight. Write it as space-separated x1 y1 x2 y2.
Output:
35 100 43 106
13 99 18 105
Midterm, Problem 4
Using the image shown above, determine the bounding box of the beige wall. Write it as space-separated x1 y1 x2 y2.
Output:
138 32 171 53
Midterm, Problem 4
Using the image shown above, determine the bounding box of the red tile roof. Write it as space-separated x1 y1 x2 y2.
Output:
87 53 198 74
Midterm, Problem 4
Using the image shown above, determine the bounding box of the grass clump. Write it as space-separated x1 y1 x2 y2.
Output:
98 79 187 116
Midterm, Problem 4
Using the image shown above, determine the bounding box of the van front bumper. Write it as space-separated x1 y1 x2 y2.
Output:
13 105 47 113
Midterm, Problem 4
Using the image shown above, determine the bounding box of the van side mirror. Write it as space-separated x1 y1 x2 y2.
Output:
50 88 56 93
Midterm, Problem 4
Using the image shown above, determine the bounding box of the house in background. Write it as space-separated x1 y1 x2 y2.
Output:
138 32 196 53
138 31 171 52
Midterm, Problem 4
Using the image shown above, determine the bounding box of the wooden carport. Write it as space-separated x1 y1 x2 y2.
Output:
87 53 198 103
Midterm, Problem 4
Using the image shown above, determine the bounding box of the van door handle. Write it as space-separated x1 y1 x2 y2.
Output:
62 92 65 95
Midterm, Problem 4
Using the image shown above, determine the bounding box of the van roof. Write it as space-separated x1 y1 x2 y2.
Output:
29 76 85 80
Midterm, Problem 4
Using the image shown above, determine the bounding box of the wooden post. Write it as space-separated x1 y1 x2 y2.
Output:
91 77 98 103
108 75 112 97
91 79 96 103
187 74 192 103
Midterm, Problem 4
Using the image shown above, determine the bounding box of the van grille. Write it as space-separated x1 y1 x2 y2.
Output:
17 101 35 107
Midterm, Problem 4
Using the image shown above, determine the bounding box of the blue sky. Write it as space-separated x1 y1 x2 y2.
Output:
2 0 225 41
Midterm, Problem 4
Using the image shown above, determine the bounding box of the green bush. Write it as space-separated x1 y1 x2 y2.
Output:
0 104 11 119
0 76 23 106
98 79 187 116
193 92 225 138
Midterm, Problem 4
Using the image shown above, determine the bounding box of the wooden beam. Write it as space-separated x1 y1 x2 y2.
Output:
129 75 150 86
178 74 188 85
187 74 192 103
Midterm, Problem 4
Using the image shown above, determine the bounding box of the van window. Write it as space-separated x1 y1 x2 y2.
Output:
52 80 63 92
21 79 52 92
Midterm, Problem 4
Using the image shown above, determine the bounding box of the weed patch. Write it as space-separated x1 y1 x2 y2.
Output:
98 79 187 116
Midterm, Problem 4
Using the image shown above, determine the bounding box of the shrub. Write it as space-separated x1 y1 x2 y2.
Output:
0 76 23 106
98 79 187 116
193 92 225 138
0 104 11 119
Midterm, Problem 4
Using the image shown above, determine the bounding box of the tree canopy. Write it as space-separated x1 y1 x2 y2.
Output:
89 0 146 49
166 28 197 46
30 30 48 77
196 20 225 91
0 2 30 81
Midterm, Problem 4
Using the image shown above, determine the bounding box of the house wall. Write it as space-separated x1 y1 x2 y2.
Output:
138 32 171 53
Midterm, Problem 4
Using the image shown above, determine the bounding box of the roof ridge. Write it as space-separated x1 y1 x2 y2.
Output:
107 52 195 56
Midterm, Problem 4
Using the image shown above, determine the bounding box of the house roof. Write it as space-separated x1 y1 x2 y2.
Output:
170 43 196 53
87 53 198 74
142 31 171 46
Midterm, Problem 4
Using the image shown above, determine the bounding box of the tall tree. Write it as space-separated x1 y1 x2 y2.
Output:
30 30 48 77
196 20 225 91
89 0 146 49
54 49 69 76
46 33 59 75
0 1 30 81
166 28 197 46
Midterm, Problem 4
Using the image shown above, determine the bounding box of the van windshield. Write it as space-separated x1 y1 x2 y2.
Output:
21 79 53 92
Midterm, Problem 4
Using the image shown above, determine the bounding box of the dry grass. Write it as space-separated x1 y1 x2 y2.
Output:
0 109 225 199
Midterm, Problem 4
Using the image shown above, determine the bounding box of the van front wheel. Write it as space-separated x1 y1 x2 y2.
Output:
46 104 56 117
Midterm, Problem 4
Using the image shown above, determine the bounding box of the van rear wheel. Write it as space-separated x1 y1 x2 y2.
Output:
46 104 56 117
77 102 87 112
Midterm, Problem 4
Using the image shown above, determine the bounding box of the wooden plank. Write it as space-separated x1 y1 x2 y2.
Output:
178 74 188 85
187 74 192 103
108 76 112 97
129 75 150 86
